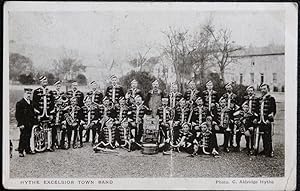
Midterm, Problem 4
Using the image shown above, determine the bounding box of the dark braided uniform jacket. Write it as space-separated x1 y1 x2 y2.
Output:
63 105 82 125
215 106 231 131
66 90 84 107
52 106 65 125
128 104 151 124
32 87 55 117
258 94 276 123
174 106 191 124
233 110 257 133
202 90 218 111
184 89 201 103
98 104 115 120
114 104 129 123
126 88 143 105
87 90 103 105
220 92 239 113
242 95 260 116
168 92 183 108
102 125 117 144
51 89 65 101
191 106 209 126
116 124 131 144
80 105 100 126
105 85 125 103
174 129 193 147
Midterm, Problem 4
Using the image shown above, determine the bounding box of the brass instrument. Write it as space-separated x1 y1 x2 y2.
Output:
201 129 211 155
31 120 52 152
64 112 77 127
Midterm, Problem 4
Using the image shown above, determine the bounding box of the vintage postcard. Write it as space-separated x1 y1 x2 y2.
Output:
2 2 297 190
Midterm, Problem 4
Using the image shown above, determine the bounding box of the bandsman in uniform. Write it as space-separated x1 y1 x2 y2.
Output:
191 97 209 134
172 122 193 153
114 97 129 126
202 80 218 115
62 97 82 149
184 80 201 107
128 95 151 150
172 98 191 147
156 97 172 155
51 80 65 100
80 96 100 146
66 81 84 107
168 82 183 109
145 80 164 116
115 118 131 151
105 74 125 105
15 88 37 157
87 80 103 105
125 79 143 105
32 76 55 152
258 83 276 157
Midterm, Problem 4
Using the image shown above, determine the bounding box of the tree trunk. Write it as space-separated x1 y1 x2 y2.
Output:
220 67 225 83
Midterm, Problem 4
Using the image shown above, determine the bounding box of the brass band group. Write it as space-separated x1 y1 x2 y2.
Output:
14 74 276 158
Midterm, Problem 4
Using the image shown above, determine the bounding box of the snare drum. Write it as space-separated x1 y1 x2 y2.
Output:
142 143 158 155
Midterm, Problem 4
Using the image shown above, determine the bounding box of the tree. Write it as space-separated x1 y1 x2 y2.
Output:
204 25 243 82
9 53 34 81
76 74 88 85
128 47 152 71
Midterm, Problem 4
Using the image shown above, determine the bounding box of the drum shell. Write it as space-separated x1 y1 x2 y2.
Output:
142 143 158 155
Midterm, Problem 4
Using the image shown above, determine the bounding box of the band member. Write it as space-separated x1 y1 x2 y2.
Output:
125 79 143 105
156 97 172 155
115 118 131 151
15 88 37 157
243 85 260 117
105 74 125 105
184 80 201 107
94 118 118 151
66 81 84 107
216 98 232 152
51 80 65 100
51 95 68 149
145 80 164 116
114 97 129 126
128 95 151 149
202 80 218 113
62 97 82 149
191 97 209 131
258 83 276 157
173 98 191 146
168 82 183 109
172 122 193 153
190 116 220 157
32 76 55 152
80 96 100 146
233 102 258 154
87 80 103 105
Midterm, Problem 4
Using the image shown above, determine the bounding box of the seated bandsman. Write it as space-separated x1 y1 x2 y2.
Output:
191 97 209 133
115 118 131 151
172 122 193 153
168 82 183 109
125 79 143 105
242 85 260 115
216 97 232 153
66 81 84 107
105 74 125 105
87 81 103 105
128 95 151 150
156 97 172 155
62 97 82 149
173 98 191 146
202 80 218 114
93 118 118 151
98 96 115 143
190 116 220 158
114 97 129 126
184 80 201 107
233 102 258 154
80 96 100 146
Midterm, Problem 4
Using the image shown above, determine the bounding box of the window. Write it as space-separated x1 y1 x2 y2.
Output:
250 73 254 84
273 73 277 83
260 73 264 84
239 73 243 84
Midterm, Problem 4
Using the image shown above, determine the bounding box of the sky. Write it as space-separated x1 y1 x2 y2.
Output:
9 10 285 66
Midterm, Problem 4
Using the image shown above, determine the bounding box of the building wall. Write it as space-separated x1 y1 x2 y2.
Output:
224 54 285 92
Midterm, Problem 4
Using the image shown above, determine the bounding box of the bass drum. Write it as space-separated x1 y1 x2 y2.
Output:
142 143 158 155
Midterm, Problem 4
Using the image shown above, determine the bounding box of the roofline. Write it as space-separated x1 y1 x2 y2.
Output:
230 52 285 58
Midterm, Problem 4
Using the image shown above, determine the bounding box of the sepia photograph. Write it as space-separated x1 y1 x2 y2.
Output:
3 2 297 190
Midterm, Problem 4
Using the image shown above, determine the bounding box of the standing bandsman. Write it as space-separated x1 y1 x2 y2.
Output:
243 85 260 118
156 97 172 155
32 76 55 152
80 96 100 146
62 97 82 149
87 81 103 105
52 80 65 100
145 80 164 116
128 95 151 149
173 98 191 146
191 97 209 133
66 81 84 107
98 96 115 143
114 97 129 126
184 80 201 107
168 82 183 109
258 84 276 157
202 80 218 114
105 74 125 105
125 79 143 105
16 88 37 157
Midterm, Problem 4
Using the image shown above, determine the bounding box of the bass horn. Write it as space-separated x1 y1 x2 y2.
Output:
31 120 52 152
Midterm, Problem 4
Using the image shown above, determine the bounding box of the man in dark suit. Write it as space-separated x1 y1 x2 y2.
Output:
15 88 37 157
